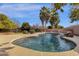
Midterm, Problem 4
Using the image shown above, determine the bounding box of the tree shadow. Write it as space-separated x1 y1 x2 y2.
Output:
0 42 15 56
0 42 9 46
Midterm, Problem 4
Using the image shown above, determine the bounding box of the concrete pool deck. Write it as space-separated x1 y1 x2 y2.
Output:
0 32 79 56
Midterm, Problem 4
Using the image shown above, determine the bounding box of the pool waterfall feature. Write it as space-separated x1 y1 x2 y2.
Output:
12 33 76 52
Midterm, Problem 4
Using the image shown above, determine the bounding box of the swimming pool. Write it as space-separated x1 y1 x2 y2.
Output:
12 33 76 52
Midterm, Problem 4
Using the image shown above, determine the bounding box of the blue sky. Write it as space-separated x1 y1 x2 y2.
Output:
0 3 77 27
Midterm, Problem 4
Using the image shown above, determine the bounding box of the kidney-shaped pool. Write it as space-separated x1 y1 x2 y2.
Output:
12 33 76 52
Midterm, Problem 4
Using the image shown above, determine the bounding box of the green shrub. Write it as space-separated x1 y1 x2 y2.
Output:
29 29 35 34
58 25 64 29
35 28 41 32
22 30 28 34
21 22 30 31
0 14 18 30
47 26 52 29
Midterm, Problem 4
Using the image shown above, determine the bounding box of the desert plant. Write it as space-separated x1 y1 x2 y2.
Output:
35 28 41 32
22 30 28 34
29 29 35 34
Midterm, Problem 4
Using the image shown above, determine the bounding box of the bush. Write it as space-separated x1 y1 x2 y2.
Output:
0 14 18 30
47 26 52 29
58 25 64 29
35 28 41 32
21 22 30 31
22 30 28 34
29 29 35 34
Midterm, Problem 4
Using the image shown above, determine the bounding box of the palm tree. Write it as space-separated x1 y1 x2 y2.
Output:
39 4 67 29
49 3 65 29
39 6 50 29
49 12 60 28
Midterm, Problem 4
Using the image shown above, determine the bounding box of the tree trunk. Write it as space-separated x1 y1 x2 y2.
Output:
44 22 47 32
41 22 44 32
52 24 55 29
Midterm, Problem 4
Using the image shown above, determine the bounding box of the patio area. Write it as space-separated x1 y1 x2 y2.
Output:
0 33 79 56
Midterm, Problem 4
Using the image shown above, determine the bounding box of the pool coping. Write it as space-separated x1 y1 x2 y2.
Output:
63 36 79 54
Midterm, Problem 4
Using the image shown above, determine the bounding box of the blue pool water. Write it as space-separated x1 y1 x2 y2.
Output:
12 33 76 52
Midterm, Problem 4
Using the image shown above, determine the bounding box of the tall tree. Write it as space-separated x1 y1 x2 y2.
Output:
39 6 50 28
51 3 67 13
49 3 66 29
49 12 60 28
53 3 79 24
0 14 17 29
70 4 79 24
70 8 79 23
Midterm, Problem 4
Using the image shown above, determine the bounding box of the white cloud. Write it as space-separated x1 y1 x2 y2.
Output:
0 4 42 11
0 4 49 18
